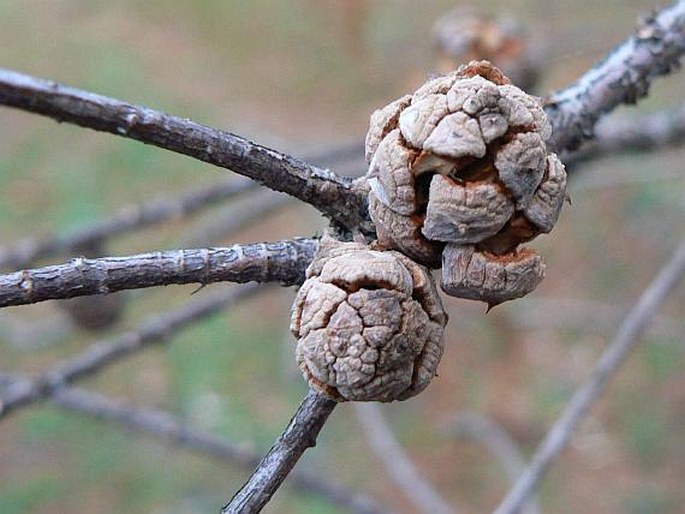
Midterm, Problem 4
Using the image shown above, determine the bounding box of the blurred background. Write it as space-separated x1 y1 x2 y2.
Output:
1 1 684 513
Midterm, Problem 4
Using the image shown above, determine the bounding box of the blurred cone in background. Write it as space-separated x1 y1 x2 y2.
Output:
433 7 543 92
59 241 126 331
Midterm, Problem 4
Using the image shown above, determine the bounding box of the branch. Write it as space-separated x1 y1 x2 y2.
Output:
448 412 539 514
0 178 257 270
354 403 456 514
0 69 369 232
0 238 317 307
546 0 685 153
222 389 337 514
0 283 262 420
40 387 389 514
494 235 685 514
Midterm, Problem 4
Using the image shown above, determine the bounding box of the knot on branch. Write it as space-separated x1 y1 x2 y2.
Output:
365 61 567 306
290 237 447 402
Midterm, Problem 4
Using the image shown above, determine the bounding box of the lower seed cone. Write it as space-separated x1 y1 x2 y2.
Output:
290 237 447 402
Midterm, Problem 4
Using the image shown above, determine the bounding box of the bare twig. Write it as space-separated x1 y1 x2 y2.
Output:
42 387 389 514
222 389 337 514
0 178 257 270
0 238 317 307
0 283 263 420
448 411 539 514
494 235 685 514
354 403 456 514
0 69 370 233
546 0 685 153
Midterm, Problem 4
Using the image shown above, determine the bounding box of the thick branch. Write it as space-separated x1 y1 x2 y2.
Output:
39 387 388 514
494 235 685 514
0 238 317 307
354 403 456 514
222 389 337 514
0 283 262 420
0 178 257 270
0 69 369 232
546 0 685 153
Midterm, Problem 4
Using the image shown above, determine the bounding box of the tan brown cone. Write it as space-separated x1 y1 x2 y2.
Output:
290 237 448 402
365 60 567 306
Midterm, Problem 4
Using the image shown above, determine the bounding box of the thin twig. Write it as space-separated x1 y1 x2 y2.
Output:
0 283 263 420
222 389 337 514
546 0 685 153
0 178 256 270
0 69 370 233
42 386 389 514
0 238 317 307
448 411 539 514
354 403 456 514
494 235 685 514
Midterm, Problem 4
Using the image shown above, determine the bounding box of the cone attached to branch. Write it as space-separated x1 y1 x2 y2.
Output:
290 237 447 402
365 61 567 307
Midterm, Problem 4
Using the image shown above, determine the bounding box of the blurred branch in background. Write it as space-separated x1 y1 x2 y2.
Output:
0 283 263 420
495 235 685 514
0 139 365 272
0 239 316 307
565 103 685 171
508 296 685 339
0 375 390 514
447 412 539 514
0 178 256 271
354 403 457 514
180 190 293 248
